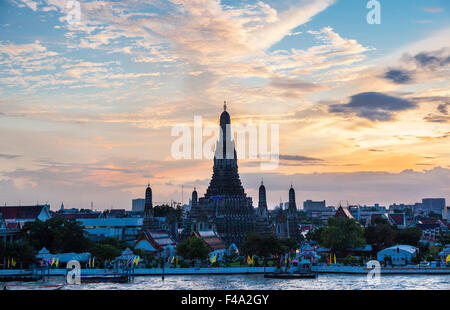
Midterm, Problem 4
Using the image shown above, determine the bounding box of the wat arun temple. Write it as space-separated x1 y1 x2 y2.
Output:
140 104 302 249
180 104 302 247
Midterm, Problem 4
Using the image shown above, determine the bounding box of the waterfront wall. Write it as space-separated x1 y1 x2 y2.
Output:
0 266 277 277
2 266 449 277
312 265 450 275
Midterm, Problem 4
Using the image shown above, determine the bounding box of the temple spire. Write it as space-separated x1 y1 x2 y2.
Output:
223 100 227 111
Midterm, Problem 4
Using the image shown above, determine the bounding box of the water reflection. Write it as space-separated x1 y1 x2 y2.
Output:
11 274 446 290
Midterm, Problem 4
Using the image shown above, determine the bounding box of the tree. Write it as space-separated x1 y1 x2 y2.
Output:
279 238 299 254
306 226 326 243
395 227 422 246
153 204 183 224
364 222 397 253
241 234 282 258
321 218 365 255
176 236 209 261
97 237 127 251
21 218 92 253
90 244 120 263
438 231 450 246
0 241 36 268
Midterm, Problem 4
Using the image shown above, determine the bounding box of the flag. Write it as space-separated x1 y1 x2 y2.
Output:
136 257 140 265
11 258 16 268
211 255 216 264
171 256 175 263
247 255 252 265
7 258 10 269
251 256 254 265
92 257 95 268
334 254 336 264
55 258 59 268
285 255 287 264
51 257 55 266
446 255 450 264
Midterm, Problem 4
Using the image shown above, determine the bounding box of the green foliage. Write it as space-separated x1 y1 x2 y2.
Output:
342 255 359 266
241 234 282 257
426 245 441 261
395 227 422 247
438 231 450 246
0 241 36 268
153 204 183 223
96 237 127 251
364 222 397 253
90 243 120 263
306 226 325 243
321 218 365 254
20 218 92 253
279 238 299 253
176 236 210 261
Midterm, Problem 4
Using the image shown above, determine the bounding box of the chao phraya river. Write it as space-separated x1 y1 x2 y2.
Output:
6 274 449 290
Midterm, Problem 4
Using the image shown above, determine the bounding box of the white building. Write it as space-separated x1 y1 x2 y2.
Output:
0 204 51 228
77 217 143 241
377 245 418 266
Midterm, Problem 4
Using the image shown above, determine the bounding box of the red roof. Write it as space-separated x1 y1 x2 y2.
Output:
135 230 176 252
389 214 404 226
0 205 47 220
334 206 354 219
418 219 440 225
193 230 226 251
52 213 100 219
6 222 19 229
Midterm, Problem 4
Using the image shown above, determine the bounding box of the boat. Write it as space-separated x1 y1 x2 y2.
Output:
264 271 317 279
264 259 318 279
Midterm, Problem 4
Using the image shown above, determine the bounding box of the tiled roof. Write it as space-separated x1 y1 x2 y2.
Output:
193 230 226 251
334 206 354 219
135 229 176 252
6 222 19 229
0 205 47 220
52 213 100 219
389 214 404 225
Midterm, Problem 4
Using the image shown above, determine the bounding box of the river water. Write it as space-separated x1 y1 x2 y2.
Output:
4 274 450 290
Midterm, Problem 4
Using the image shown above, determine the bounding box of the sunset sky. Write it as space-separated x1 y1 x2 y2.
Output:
0 0 449 210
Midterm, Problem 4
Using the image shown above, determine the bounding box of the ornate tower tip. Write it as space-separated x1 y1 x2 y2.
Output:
223 100 227 111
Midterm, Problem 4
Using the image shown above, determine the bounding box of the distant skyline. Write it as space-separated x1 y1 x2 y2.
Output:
0 0 449 210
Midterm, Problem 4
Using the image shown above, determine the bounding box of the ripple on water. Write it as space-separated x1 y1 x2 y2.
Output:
5 274 450 290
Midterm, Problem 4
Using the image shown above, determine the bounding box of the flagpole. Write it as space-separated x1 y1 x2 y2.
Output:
162 251 165 281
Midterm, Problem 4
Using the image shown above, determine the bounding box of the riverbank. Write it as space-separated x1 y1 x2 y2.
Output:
312 265 450 275
1 265 450 278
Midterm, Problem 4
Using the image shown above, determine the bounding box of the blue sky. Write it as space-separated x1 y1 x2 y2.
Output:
0 0 449 210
